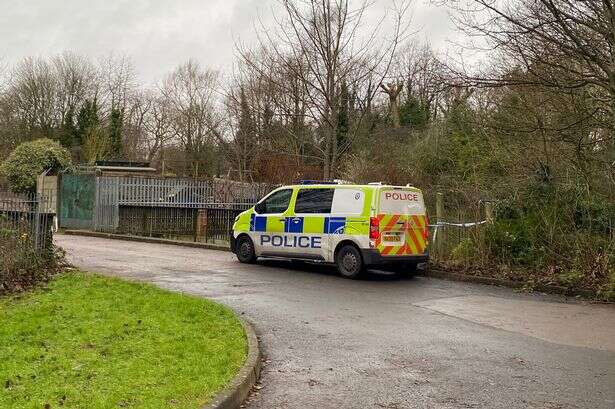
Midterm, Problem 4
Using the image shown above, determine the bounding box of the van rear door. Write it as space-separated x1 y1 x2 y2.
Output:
375 187 428 256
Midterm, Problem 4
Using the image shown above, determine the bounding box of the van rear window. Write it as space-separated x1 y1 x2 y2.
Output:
379 190 425 215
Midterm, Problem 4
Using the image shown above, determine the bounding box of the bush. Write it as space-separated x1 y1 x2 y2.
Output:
475 185 615 299
485 219 534 265
0 138 72 193
603 272 615 301
573 196 615 236
450 237 477 262
0 222 65 294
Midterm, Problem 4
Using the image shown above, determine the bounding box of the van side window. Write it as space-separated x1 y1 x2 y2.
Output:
255 189 292 214
295 189 334 214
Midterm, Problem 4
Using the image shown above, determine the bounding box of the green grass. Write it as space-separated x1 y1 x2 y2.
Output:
0 273 247 409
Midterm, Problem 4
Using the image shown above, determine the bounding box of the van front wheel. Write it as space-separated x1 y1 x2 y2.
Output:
236 236 257 264
336 245 365 279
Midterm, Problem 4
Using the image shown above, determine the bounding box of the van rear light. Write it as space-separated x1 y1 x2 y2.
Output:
369 217 380 240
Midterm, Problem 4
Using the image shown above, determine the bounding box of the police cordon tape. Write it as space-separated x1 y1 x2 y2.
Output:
429 220 489 244
431 220 489 228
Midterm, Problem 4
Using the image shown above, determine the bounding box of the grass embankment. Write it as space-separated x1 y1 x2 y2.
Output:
0 273 247 409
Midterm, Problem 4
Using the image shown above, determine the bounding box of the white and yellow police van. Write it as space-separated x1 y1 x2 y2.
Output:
230 182 429 278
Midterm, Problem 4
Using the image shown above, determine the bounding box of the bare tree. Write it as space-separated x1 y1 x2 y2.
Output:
0 58 8 92
134 91 174 162
161 60 223 175
52 52 98 126
6 57 59 136
241 0 411 179
400 43 445 119
225 49 316 181
443 0 615 188
380 82 403 128
98 53 137 113
447 0 615 132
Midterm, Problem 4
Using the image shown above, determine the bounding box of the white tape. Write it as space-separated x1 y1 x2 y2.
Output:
429 220 488 228
428 220 489 245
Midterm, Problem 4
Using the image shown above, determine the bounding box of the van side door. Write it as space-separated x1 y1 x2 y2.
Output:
325 188 369 261
251 188 293 255
291 187 334 259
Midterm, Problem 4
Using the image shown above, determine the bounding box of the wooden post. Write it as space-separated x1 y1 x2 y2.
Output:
435 192 445 257
485 201 494 224
436 193 444 223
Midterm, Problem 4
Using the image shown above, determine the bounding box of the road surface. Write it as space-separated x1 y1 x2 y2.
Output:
56 235 615 409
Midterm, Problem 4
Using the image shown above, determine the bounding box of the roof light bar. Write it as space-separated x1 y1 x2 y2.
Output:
298 180 339 185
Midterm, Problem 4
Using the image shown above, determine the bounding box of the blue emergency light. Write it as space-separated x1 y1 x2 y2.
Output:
298 180 338 185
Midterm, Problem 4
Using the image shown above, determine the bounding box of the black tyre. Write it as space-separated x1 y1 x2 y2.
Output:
236 236 257 264
393 262 418 278
336 245 365 279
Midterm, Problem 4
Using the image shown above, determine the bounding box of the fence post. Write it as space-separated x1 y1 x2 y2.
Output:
194 209 209 243
203 209 208 243
193 210 198 242
435 192 445 258
34 193 42 251
485 201 494 224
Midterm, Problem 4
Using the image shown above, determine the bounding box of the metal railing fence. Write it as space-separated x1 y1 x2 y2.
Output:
0 189 54 254
89 176 275 234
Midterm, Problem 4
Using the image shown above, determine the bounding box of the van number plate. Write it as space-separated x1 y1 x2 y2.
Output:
383 233 402 242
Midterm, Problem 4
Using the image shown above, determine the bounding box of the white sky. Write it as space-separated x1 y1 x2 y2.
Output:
0 0 457 84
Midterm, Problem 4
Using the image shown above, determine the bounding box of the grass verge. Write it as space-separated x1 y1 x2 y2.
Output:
0 272 247 409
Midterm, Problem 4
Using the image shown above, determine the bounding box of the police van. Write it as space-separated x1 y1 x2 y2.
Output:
230 182 429 278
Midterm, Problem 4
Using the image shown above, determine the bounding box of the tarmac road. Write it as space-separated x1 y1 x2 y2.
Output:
56 234 615 409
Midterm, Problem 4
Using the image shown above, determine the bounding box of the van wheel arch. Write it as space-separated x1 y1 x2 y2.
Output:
236 232 252 242
334 239 363 260
334 240 366 278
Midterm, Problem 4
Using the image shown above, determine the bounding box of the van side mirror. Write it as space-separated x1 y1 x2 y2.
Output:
255 202 265 214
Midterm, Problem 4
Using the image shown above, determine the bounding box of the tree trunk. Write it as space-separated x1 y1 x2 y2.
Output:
381 83 403 129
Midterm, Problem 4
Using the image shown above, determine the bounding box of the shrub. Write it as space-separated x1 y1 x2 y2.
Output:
603 271 615 301
573 196 615 236
0 138 72 193
485 219 534 265
0 226 65 294
450 238 477 262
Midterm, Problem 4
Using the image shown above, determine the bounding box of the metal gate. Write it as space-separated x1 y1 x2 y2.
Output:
94 177 119 232
59 174 95 229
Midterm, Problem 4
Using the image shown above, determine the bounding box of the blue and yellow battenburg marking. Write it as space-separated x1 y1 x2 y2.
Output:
250 214 346 234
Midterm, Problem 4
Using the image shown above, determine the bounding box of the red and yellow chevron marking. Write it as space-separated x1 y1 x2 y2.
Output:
375 214 428 256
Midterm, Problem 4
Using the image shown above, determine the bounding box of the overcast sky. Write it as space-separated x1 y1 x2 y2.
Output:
0 0 456 84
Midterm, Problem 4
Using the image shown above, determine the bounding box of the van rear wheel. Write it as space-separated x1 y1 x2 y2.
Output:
236 236 257 264
336 245 364 279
